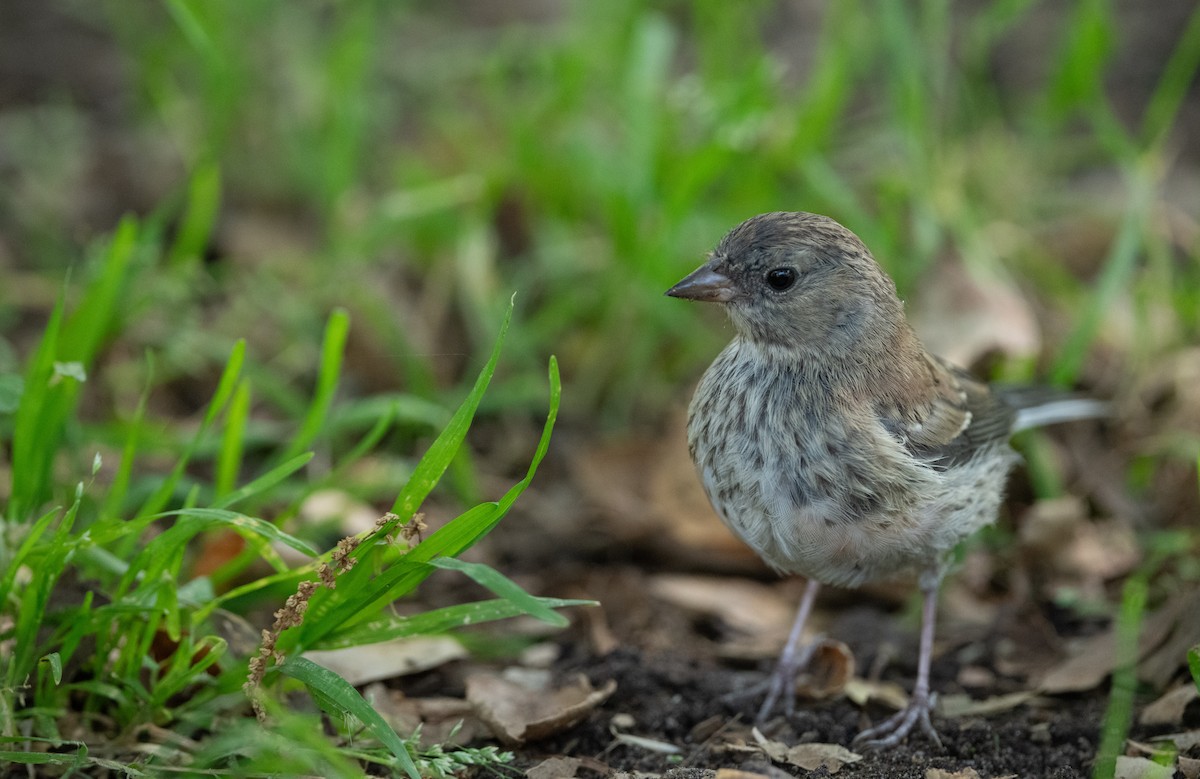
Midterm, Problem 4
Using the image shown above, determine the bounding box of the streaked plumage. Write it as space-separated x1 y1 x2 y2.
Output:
667 211 1105 749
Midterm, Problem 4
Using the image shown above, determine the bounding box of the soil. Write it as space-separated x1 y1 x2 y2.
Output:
400 547 1163 778
535 646 1107 778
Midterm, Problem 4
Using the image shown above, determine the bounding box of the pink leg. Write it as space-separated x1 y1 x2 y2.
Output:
755 578 821 723
851 582 943 750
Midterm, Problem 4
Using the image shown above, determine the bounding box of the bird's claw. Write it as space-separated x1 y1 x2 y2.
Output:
851 692 941 751
751 638 822 724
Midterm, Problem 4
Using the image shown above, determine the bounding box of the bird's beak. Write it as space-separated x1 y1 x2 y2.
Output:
665 266 736 303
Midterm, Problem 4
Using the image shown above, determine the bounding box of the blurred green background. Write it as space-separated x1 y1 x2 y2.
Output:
3 2 1200 773
2 0 1199 511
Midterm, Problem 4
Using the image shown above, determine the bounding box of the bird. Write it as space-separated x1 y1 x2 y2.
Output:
665 211 1106 749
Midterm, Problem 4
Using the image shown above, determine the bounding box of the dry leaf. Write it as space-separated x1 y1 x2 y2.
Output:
1139 588 1200 690
1179 756 1200 779
527 757 586 779
361 685 482 747
569 420 763 568
937 691 1039 718
714 771 773 779
795 639 855 699
648 574 795 639
1019 497 1140 601
1038 594 1187 694
926 769 982 779
844 677 909 710
1140 683 1200 726
1114 756 1174 779
1152 729 1200 751
303 635 467 686
751 729 861 772
526 756 612 779
466 671 616 745
909 258 1040 368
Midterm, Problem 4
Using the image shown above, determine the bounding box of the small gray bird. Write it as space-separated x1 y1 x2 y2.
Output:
666 211 1105 749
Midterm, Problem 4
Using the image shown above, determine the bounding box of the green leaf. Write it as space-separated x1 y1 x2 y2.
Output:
315 597 595 650
136 339 246 519
278 656 420 779
40 653 63 686
430 557 567 627
216 379 252 497
1189 644 1200 694
281 308 349 462
389 296 514 521
295 353 559 648
212 452 315 511
167 161 222 266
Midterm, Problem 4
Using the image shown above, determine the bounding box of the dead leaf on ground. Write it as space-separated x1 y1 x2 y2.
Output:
1140 683 1200 726
466 671 616 746
713 770 774 779
1115 755 1175 779
647 574 797 641
751 728 862 772
844 677 909 711
1037 591 1190 694
795 639 855 699
360 685 483 747
1179 755 1200 779
1018 497 1141 603
909 257 1040 368
1151 729 1200 751
937 691 1041 719
303 635 467 686
569 418 764 569
526 755 611 779
925 768 983 779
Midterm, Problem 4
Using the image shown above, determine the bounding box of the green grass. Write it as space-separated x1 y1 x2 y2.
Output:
3 0 1200 773
0 229 580 774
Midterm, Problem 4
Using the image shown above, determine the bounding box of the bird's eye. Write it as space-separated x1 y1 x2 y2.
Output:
765 267 797 291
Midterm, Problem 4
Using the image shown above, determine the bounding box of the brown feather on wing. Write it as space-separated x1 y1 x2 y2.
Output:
880 355 1016 469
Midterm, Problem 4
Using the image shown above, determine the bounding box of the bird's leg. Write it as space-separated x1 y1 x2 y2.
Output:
753 578 821 723
851 582 943 750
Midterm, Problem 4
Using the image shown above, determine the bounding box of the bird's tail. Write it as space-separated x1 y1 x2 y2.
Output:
995 387 1110 432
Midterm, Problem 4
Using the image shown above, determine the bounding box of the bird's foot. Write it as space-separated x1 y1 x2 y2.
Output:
851 691 941 751
735 638 821 724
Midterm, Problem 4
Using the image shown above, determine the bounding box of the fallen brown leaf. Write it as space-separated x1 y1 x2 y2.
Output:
713 770 773 779
751 729 862 772
795 638 855 700
303 635 467 686
844 677 909 711
526 755 611 779
1140 683 1200 726
909 258 1041 368
466 671 617 746
361 685 483 747
925 768 982 779
937 691 1040 719
1037 593 1187 694
648 574 795 639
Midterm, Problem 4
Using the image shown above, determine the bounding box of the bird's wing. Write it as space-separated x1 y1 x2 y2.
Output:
881 354 1016 469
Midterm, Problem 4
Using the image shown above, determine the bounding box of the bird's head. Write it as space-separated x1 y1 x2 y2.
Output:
666 212 905 356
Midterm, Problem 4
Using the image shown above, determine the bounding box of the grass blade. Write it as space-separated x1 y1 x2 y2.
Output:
281 308 349 462
429 556 567 627
315 597 595 650
278 656 420 779
389 296 514 521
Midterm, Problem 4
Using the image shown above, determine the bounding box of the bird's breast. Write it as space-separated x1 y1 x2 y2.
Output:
686 342 953 586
